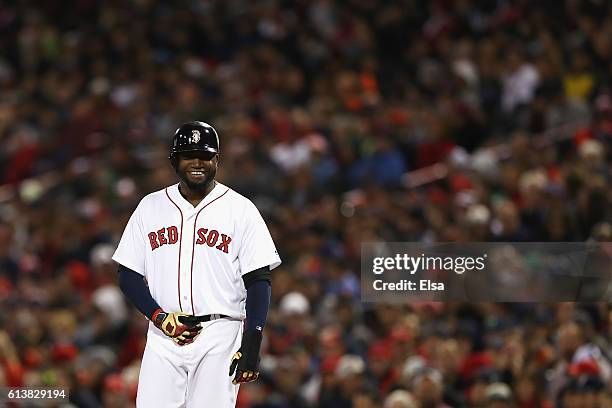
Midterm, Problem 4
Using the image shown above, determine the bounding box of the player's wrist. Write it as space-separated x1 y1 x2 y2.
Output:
151 308 166 327
241 329 263 359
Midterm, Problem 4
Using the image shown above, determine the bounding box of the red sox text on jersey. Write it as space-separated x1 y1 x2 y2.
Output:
148 226 232 254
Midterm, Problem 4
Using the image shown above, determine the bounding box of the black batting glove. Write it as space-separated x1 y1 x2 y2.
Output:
229 330 263 384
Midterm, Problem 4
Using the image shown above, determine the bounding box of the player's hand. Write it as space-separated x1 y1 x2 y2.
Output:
174 315 203 346
152 309 202 346
229 330 263 384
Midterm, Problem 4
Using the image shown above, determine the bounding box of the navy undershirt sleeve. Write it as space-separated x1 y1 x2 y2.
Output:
243 268 272 332
117 265 160 320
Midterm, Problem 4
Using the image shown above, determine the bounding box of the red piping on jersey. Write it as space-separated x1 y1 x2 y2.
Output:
190 188 229 315
165 188 185 312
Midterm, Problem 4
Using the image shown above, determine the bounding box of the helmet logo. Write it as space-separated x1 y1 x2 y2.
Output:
191 130 201 143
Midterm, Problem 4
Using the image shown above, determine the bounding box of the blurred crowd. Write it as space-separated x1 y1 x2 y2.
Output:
0 0 611 407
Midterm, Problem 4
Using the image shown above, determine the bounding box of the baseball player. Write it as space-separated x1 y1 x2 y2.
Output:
112 121 281 407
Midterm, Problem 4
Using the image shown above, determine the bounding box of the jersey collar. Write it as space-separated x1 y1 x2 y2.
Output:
168 182 227 214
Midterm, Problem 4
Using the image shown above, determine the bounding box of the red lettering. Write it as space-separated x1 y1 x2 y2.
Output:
193 227 231 252
167 226 178 244
206 230 219 247
196 228 208 245
216 234 231 253
148 232 159 250
158 228 168 246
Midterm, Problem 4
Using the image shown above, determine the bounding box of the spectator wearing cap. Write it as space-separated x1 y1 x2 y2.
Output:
102 373 134 408
319 354 370 408
384 389 418 408
485 382 515 408
303 354 341 407
301 356 341 405
466 368 501 408
548 314 612 401
267 291 312 355
368 340 398 395
411 367 451 408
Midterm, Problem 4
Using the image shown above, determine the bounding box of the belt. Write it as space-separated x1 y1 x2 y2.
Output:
192 314 229 322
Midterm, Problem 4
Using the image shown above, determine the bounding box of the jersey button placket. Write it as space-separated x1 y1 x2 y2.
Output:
183 240 190 300
181 210 196 312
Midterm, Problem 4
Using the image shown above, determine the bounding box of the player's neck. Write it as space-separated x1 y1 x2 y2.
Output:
178 180 216 207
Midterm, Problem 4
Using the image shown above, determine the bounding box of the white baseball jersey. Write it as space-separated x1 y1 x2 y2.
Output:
112 181 281 319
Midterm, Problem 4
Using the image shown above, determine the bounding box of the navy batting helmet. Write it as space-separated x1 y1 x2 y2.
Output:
169 121 220 164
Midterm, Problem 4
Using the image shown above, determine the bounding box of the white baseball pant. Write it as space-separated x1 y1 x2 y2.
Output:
136 317 243 408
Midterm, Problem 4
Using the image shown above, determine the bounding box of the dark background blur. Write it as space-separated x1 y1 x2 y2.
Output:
0 1 611 407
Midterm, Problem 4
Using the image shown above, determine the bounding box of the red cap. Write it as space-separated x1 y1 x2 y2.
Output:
68 261 91 289
450 173 473 192
51 343 79 362
104 373 126 393
569 360 600 377
23 347 43 368
390 326 412 342
460 352 494 381
320 355 342 374
368 341 393 361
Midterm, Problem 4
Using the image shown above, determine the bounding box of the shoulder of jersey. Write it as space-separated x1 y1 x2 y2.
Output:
141 187 170 203
133 187 174 211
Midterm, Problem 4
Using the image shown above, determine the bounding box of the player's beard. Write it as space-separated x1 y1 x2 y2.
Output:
178 167 216 193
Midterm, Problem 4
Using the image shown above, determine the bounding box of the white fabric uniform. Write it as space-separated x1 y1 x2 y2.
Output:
112 182 281 408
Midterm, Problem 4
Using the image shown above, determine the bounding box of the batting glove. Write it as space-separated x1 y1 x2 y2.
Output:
229 330 262 384
152 309 203 346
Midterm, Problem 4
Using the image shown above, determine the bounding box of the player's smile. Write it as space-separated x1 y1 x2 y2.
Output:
188 170 207 179
182 166 214 184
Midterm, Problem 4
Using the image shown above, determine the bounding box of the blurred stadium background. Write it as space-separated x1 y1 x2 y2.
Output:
0 0 611 407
